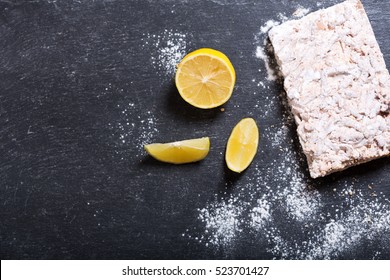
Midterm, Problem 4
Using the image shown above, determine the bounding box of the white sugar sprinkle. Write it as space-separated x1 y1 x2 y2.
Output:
256 44 279 81
110 102 158 160
260 20 280 34
142 30 188 76
250 198 272 230
198 197 243 246
293 6 311 18
255 18 283 82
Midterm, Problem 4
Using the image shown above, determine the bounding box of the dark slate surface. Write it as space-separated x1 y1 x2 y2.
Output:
0 0 389 259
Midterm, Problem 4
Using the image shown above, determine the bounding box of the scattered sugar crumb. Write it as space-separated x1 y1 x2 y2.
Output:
142 30 188 76
255 19 283 81
112 30 186 159
198 197 243 246
255 46 266 60
260 20 280 34
277 13 289 22
267 124 288 148
293 6 310 18
283 173 321 222
137 110 158 148
256 44 279 81
110 102 158 160
250 198 272 230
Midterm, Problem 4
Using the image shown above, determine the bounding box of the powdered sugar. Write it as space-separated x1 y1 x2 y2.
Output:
300 189 390 259
198 196 244 247
250 198 272 230
110 102 158 160
255 20 282 81
142 30 188 76
293 6 310 18
256 45 279 81
137 110 158 148
283 172 321 223
266 124 289 148
110 29 188 159
109 102 135 145
260 20 280 34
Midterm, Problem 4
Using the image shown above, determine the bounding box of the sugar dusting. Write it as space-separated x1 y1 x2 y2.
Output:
110 102 158 160
293 6 311 18
255 19 282 81
278 188 390 259
250 198 272 230
142 30 188 76
137 110 158 148
260 19 280 34
190 4 390 259
111 29 189 159
256 45 279 81
197 196 244 247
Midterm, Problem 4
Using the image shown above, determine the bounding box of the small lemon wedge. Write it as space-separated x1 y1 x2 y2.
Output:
225 118 259 173
144 137 210 164
175 48 236 109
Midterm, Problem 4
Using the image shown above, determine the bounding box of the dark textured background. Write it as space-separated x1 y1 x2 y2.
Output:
0 0 389 259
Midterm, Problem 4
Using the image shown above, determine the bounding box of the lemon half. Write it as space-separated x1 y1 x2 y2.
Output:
175 48 236 109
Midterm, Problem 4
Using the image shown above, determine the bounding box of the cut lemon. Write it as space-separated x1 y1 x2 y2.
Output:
175 48 236 109
225 118 259 173
144 137 210 164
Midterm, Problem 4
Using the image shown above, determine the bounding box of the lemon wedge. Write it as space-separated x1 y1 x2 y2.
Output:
175 48 236 109
144 137 210 164
225 118 259 173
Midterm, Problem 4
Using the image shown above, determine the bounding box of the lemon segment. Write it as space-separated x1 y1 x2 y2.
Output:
144 137 210 164
175 48 236 109
225 118 259 173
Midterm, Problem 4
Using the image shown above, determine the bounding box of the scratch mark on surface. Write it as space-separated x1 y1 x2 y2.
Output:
27 126 34 134
24 191 31 211
69 215 76 224
13 187 18 200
